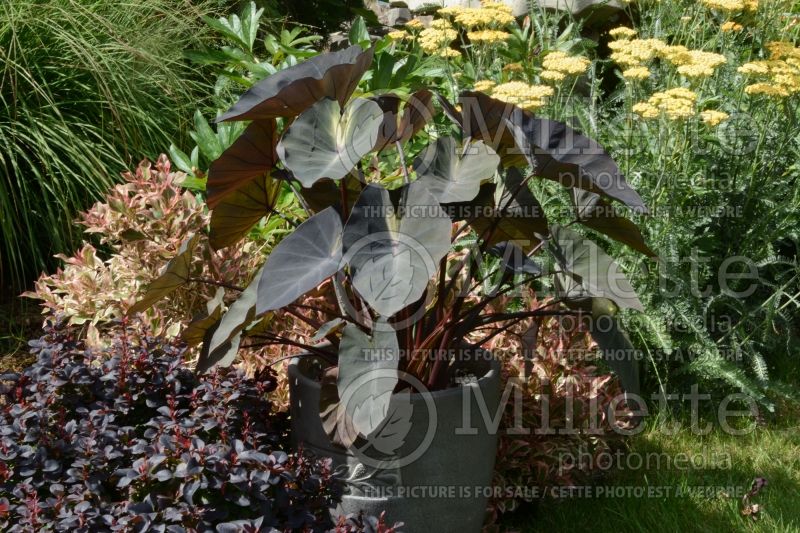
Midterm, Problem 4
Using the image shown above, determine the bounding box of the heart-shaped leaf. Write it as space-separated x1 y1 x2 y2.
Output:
207 119 277 208
414 137 499 203
458 91 648 213
571 188 655 257
256 206 343 314
216 45 374 122
277 98 383 187
128 234 199 315
549 225 643 312
209 173 282 250
337 323 400 437
343 182 452 316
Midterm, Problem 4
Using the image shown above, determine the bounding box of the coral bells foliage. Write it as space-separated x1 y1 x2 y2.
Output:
0 320 345 531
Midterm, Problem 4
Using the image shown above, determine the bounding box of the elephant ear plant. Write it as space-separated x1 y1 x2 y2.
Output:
131 44 653 445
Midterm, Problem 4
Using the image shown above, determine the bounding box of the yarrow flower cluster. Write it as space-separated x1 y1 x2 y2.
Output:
474 79 497 92
672 50 728 78
610 38 726 79
609 26 637 40
700 110 730 126
609 38 668 67
739 41 800 97
418 19 458 54
622 66 651 80
701 0 758 12
388 30 410 41
720 20 744 32
541 51 591 75
487 81 554 110
633 87 698 120
467 29 512 44
438 2 515 28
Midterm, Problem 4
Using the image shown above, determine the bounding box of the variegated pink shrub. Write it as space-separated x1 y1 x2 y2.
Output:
24 155 265 340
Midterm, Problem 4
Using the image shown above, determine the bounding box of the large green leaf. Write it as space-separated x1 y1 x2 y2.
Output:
457 91 648 213
128 235 199 315
277 98 383 187
207 119 277 208
337 322 400 437
209 173 282 250
197 266 263 373
216 45 374 122
413 137 499 203
549 225 643 312
571 189 655 257
343 182 452 316
256 206 343 314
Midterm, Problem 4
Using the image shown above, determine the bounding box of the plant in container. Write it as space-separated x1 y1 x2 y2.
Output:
131 41 652 532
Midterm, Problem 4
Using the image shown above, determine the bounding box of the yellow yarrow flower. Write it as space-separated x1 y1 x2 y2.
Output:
744 83 790 97
417 22 458 54
467 30 511 43
609 27 637 40
738 47 800 96
720 21 744 32
491 81 554 110
766 41 800 60
542 51 590 75
502 62 524 72
405 19 424 30
474 79 496 92
387 30 410 41
632 102 659 119
700 110 730 126
665 50 727 78
609 38 667 66
622 66 650 80
540 69 567 82
634 88 698 120
439 48 462 59
439 3 514 28
701 0 757 12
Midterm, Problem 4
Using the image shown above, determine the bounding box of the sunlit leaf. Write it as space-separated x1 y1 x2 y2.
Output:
414 137 499 203
207 119 277 208
209 173 282 250
217 45 374 122
277 98 383 186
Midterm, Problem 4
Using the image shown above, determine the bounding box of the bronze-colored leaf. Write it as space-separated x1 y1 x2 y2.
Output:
209 174 282 250
207 119 277 208
217 45 374 122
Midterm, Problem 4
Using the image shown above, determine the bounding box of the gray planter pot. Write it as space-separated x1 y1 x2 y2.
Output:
288 352 501 533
